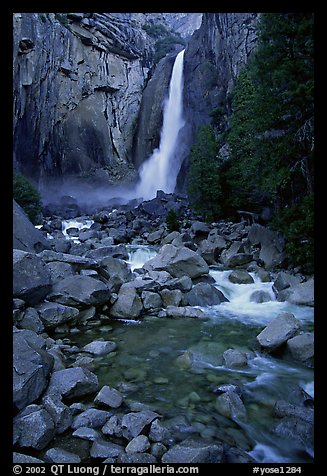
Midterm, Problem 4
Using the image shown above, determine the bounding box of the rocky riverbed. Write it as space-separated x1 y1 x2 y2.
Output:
13 192 314 464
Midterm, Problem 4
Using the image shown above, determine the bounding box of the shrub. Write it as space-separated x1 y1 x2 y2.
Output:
13 173 42 224
166 209 180 232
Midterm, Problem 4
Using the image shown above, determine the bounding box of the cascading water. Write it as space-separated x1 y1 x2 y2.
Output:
134 49 185 200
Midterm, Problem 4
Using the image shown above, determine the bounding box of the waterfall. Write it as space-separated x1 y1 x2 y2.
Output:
134 49 185 200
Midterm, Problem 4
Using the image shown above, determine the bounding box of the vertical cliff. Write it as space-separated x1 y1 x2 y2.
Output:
176 13 259 191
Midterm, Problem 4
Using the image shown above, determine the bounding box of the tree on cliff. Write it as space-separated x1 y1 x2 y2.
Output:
188 125 222 221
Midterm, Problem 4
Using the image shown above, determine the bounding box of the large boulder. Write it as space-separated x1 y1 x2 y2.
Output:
162 438 223 463
215 390 247 421
185 282 228 306
110 282 143 319
48 275 110 308
286 333 314 368
13 250 52 305
256 312 301 351
35 302 79 329
13 199 50 253
279 278 314 307
143 244 209 279
13 404 55 450
197 237 226 265
46 367 99 399
13 328 54 410
248 223 285 269
228 270 254 284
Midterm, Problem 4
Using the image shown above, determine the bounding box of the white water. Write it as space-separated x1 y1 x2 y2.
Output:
134 50 185 200
61 218 94 243
209 269 314 326
127 245 158 271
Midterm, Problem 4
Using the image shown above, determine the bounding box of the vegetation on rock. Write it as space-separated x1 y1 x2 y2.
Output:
13 173 42 224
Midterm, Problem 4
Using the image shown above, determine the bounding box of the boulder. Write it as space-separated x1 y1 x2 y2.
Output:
197 238 226 265
71 408 112 429
43 448 81 463
161 438 223 463
46 367 99 399
141 291 162 310
98 256 132 292
125 435 150 453
143 244 209 279
281 278 314 307
13 199 50 253
160 289 183 307
121 410 159 440
82 340 117 355
215 390 247 421
248 223 285 269
13 329 54 410
110 283 143 319
117 453 157 463
48 275 110 308
147 229 165 244
86 245 129 261
15 307 45 333
223 349 248 368
256 312 301 351
163 276 193 292
35 302 79 329
257 268 272 282
162 231 181 245
225 253 254 268
13 250 52 305
13 453 44 463
286 333 314 367
46 261 75 283
13 404 55 450
165 306 205 319
72 427 100 441
191 221 210 236
273 271 302 293
249 290 272 303
228 270 254 284
42 394 73 434
38 249 97 268
185 282 228 306
94 385 123 409
149 419 171 444
90 438 125 459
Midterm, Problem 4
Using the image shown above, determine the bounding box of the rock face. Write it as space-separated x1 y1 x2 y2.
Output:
176 13 259 191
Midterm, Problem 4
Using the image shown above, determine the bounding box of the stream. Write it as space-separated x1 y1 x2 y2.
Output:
61 242 314 464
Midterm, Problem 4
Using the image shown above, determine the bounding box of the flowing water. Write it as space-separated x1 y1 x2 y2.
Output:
68 245 314 463
134 50 185 200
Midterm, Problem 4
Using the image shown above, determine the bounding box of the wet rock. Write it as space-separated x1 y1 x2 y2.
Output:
13 329 54 410
46 367 99 399
215 390 247 421
126 435 151 453
82 340 117 356
257 268 272 282
161 437 224 463
256 312 301 351
223 349 248 368
175 351 194 369
249 290 272 303
121 410 159 440
273 417 313 455
43 447 81 463
164 275 193 292
165 306 205 319
273 271 301 293
274 400 314 424
94 386 123 409
48 275 111 308
228 270 254 284
110 283 143 319
90 438 125 459
13 404 55 450
35 302 79 329
144 244 209 279
226 447 256 463
286 333 314 368
71 408 112 429
213 383 243 397
13 250 52 305
185 282 228 306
